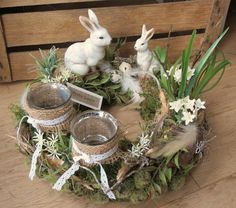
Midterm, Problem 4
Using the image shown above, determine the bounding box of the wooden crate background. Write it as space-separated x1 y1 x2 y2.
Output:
0 0 231 82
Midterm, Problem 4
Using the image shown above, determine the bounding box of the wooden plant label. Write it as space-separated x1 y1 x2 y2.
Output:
66 82 103 110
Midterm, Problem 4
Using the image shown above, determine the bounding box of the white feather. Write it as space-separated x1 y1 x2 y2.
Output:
147 124 198 158
20 87 29 108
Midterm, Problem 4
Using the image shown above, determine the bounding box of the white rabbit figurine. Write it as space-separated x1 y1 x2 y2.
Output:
64 9 112 76
134 25 162 74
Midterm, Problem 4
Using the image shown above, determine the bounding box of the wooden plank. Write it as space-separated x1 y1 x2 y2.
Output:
190 64 236 187
2 0 211 47
160 173 236 208
120 34 204 60
0 17 11 82
0 0 100 8
202 0 231 50
9 34 203 81
9 48 66 81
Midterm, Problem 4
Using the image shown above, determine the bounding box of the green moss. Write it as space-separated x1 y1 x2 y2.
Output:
130 189 149 203
134 171 151 189
88 191 109 203
115 177 135 201
139 78 160 121
140 93 160 121
169 175 186 191
119 139 133 151
74 184 84 196
9 104 26 123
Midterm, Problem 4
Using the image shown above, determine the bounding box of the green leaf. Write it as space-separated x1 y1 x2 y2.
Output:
58 132 66 148
30 46 59 79
159 170 167 185
201 67 225 93
153 183 162 194
108 84 121 90
87 73 110 86
174 152 180 169
96 89 109 100
183 163 195 175
186 28 229 95
165 168 172 182
178 30 196 98
181 148 189 153
192 59 230 98
154 46 167 63
84 72 100 82
160 71 175 101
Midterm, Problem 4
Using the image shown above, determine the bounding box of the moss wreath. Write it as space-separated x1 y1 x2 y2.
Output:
10 30 229 203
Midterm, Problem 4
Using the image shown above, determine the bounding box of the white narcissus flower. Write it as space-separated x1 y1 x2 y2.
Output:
162 72 168 79
169 96 206 125
182 110 196 125
183 96 196 111
169 99 184 113
174 69 182 83
168 64 181 75
187 67 195 80
169 64 195 83
195 98 206 110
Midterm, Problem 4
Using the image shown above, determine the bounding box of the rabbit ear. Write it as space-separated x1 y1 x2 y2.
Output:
88 9 99 26
144 28 155 41
141 24 147 37
79 16 99 32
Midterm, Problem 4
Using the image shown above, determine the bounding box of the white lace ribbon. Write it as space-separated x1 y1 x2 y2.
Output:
29 130 44 180
52 163 80 190
52 139 117 200
17 109 72 180
17 116 42 180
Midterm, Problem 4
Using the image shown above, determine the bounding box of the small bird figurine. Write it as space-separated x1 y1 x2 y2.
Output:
119 62 142 103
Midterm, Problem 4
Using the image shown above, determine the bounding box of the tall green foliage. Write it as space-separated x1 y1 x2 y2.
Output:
154 28 230 101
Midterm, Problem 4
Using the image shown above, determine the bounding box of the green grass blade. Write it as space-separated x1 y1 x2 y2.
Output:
178 30 196 98
192 52 217 95
201 67 225 93
186 28 229 95
192 60 230 98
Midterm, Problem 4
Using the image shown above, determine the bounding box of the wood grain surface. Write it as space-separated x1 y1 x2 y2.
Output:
0 16 236 207
0 0 102 8
2 0 211 47
9 34 204 81
0 4 235 208
0 17 11 82
203 0 231 49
